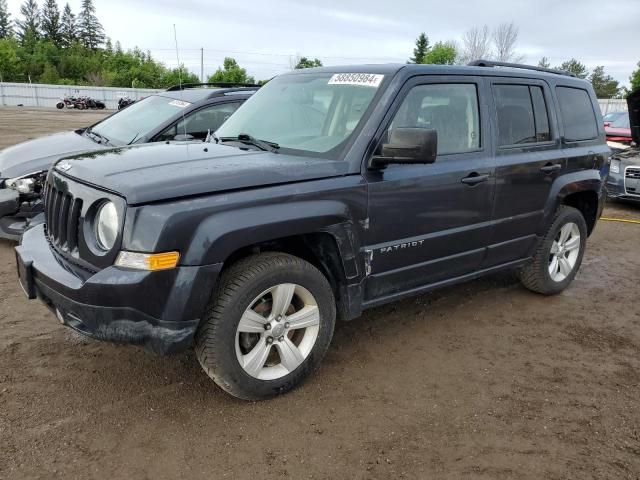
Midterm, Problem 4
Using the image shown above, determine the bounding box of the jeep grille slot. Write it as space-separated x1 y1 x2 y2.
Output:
44 181 83 252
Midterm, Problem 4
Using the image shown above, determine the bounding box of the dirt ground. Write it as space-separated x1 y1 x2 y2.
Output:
1 107 639 480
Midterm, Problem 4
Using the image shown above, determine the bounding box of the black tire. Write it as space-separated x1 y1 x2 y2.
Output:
518 205 587 295
56 102 64 109
195 252 336 400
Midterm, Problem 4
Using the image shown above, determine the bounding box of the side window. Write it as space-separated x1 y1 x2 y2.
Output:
530 87 551 142
157 102 241 141
494 84 552 146
390 83 480 155
556 87 598 141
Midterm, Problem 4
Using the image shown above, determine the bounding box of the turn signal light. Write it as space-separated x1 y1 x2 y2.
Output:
115 251 180 271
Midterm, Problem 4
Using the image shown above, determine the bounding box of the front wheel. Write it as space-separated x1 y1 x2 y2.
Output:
195 252 336 400
518 205 587 295
56 102 64 109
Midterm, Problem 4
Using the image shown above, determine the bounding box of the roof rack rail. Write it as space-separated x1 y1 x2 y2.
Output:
166 82 261 92
467 59 576 78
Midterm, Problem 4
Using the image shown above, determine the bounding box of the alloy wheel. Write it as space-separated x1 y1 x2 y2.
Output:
235 283 320 380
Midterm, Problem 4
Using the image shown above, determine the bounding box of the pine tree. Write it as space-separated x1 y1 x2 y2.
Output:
558 59 589 79
59 3 76 47
538 57 550 69
41 0 61 45
15 0 40 43
409 33 430 64
77 0 104 49
589 66 620 99
0 0 13 39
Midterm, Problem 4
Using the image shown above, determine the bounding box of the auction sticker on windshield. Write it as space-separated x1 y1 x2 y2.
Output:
328 73 384 87
168 99 191 108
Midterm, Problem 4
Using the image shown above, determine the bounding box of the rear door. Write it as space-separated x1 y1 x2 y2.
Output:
483 78 562 268
363 76 496 302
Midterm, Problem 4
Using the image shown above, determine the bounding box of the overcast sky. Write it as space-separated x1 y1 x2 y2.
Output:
7 0 640 86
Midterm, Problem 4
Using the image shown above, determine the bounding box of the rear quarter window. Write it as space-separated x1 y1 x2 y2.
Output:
556 87 598 141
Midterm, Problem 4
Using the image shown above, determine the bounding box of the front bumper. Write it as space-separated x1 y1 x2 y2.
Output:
607 170 640 203
15 224 222 355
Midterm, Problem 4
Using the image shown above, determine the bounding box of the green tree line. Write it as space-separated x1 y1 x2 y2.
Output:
408 30 639 99
0 0 202 87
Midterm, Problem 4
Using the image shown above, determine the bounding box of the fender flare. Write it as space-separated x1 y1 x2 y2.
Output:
539 170 604 236
181 200 363 279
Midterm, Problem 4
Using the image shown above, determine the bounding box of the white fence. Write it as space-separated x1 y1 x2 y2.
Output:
0 82 162 110
0 81 631 114
597 99 627 114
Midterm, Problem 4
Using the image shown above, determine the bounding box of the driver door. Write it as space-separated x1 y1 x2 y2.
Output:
363 76 496 302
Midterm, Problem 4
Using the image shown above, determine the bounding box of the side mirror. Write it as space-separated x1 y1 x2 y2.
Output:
173 133 195 141
370 128 438 169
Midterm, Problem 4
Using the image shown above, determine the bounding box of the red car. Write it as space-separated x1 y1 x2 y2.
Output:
605 112 632 143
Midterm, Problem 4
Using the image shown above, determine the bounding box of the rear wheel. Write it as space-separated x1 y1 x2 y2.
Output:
518 205 587 295
195 252 336 400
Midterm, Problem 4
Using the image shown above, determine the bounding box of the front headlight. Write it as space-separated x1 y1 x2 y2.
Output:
95 201 119 250
610 160 620 174
5 175 37 194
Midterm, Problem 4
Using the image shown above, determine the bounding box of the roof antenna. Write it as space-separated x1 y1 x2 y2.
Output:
173 24 190 149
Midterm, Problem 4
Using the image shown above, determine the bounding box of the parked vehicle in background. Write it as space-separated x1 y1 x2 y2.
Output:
0 83 258 240
603 111 626 124
16 62 609 400
55 95 105 110
605 112 632 143
56 95 80 109
81 96 107 110
118 96 136 110
607 89 640 203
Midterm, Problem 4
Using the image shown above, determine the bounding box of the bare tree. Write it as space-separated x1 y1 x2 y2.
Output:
460 25 492 63
492 22 523 63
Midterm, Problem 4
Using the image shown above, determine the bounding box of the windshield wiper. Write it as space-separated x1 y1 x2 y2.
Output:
205 129 220 144
220 133 280 153
85 128 112 146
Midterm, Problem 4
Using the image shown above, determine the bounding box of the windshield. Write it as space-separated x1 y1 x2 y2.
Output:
92 95 191 145
610 114 630 129
216 72 384 157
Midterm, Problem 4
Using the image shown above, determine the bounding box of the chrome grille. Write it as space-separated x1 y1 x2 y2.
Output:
625 167 640 179
44 181 83 251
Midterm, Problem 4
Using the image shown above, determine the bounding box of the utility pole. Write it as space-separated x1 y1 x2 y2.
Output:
200 48 204 82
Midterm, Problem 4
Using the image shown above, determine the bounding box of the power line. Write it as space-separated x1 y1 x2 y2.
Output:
143 47 404 62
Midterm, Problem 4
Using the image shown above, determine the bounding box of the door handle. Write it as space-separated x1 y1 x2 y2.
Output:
540 163 562 174
461 173 490 186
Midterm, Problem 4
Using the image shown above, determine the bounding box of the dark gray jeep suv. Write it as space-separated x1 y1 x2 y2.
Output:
16 62 609 400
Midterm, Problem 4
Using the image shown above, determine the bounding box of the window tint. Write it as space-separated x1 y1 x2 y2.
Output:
556 87 598 141
494 84 553 146
158 102 241 141
390 83 480 155
530 86 551 142
494 85 536 146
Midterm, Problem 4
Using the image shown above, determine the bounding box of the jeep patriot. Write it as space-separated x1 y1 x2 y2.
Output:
16 62 609 400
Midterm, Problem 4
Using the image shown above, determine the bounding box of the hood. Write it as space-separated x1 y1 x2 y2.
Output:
0 130 104 179
628 89 640 145
55 142 350 204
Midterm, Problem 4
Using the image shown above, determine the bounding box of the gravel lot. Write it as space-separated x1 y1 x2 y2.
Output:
1 107 639 480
